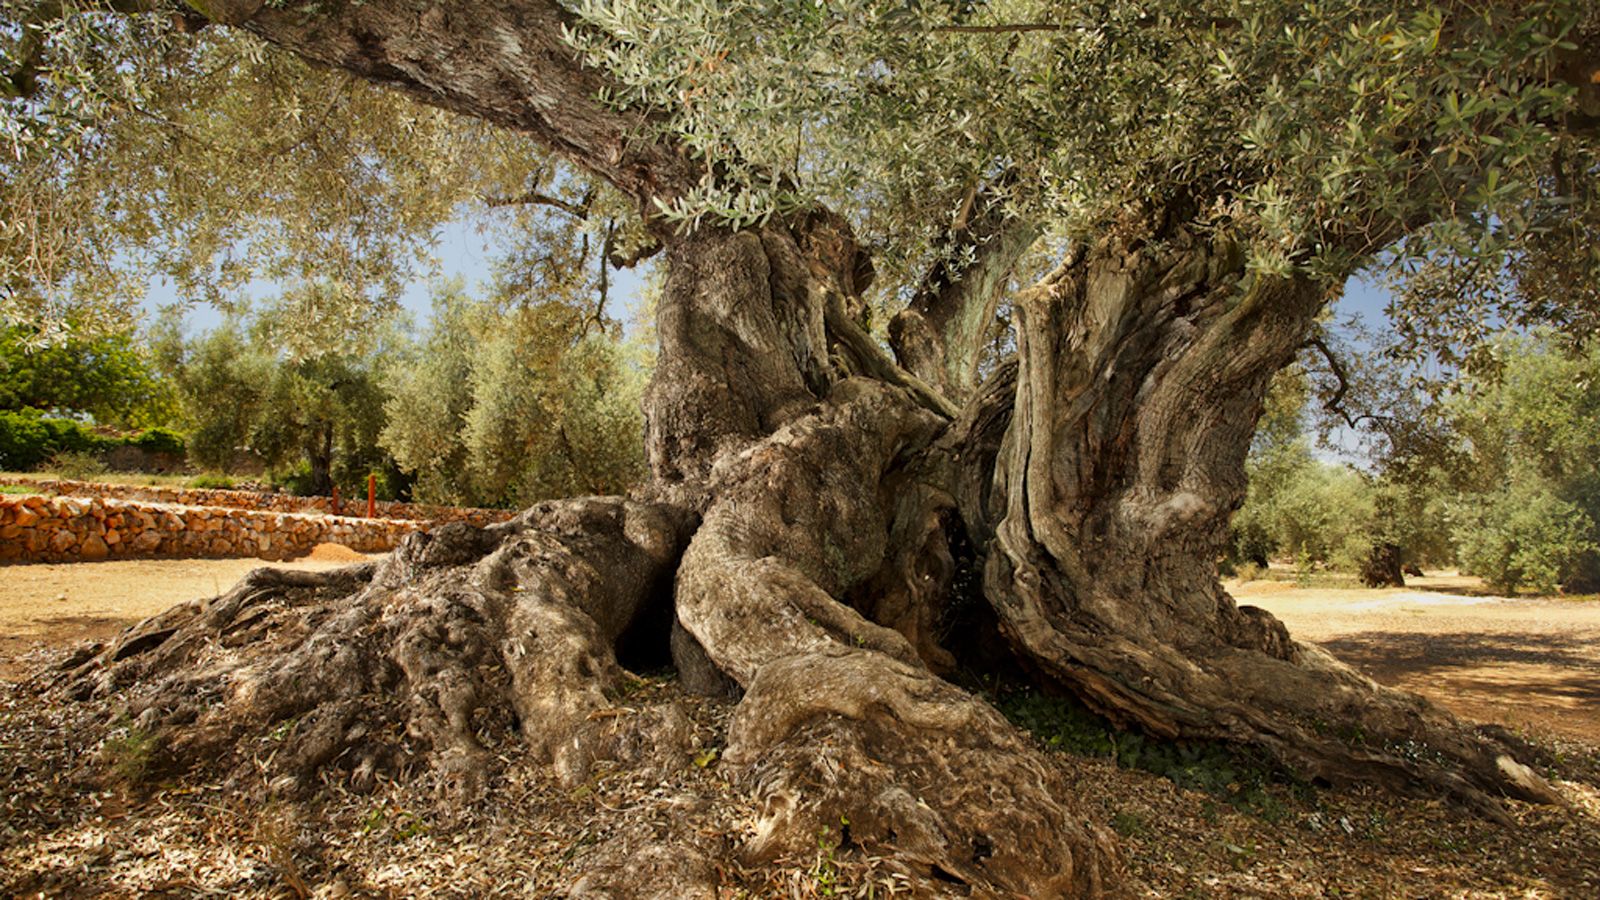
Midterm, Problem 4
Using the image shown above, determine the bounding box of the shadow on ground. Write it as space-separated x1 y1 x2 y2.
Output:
1318 631 1600 744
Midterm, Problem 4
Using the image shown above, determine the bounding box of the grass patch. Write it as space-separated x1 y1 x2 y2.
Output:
44 450 107 481
0 483 41 495
2 469 194 487
991 684 1302 819
102 719 163 783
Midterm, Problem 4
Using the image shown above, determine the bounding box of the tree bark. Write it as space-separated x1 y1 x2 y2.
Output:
61 215 1122 894
888 182 1039 402
973 226 1558 820
306 422 334 497
1361 542 1407 588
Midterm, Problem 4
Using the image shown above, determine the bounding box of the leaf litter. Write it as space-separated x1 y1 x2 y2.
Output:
2 640 1597 898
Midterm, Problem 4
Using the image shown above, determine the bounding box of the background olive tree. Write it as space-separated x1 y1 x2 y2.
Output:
380 280 648 508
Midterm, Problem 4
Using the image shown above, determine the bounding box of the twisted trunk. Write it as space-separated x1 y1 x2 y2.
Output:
54 207 1556 896
975 229 1558 820
60 220 1121 895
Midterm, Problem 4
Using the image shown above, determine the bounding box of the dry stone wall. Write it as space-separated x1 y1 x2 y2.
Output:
0 494 425 564
0 477 512 527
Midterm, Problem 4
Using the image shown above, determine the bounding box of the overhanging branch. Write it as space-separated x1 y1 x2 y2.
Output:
483 189 592 220
1303 334 1385 431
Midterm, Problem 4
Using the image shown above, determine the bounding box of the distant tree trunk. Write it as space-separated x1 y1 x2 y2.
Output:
55 2 1561 896
305 423 334 496
1362 543 1408 588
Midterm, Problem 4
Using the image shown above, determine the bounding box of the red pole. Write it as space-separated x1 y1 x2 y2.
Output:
367 473 377 518
331 484 341 516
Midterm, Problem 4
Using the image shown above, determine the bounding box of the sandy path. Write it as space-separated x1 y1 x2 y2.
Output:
0 548 377 679
1235 575 1600 743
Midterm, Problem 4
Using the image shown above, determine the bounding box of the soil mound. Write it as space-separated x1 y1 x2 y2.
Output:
298 542 371 562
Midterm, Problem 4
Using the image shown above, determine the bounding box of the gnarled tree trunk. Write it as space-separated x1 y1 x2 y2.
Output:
974 227 1556 820
43 1 1566 896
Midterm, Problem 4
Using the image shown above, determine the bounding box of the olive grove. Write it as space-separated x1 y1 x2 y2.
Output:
4 0 1599 894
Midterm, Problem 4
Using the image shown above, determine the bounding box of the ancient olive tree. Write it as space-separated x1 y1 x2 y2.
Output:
5 0 1599 894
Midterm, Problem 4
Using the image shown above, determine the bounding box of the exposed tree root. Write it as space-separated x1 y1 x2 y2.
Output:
985 553 1561 824
57 498 691 801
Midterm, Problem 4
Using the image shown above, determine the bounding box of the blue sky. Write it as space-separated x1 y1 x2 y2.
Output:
144 217 650 337
148 217 1394 340
1335 275 1391 332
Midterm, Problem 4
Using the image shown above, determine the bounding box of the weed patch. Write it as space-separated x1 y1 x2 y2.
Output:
101 718 162 783
992 685 1305 817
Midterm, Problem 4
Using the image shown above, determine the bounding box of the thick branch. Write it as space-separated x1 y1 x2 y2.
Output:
607 235 662 269
218 0 700 213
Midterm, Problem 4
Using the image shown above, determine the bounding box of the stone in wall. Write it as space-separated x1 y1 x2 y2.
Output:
0 476 513 527
0 494 433 564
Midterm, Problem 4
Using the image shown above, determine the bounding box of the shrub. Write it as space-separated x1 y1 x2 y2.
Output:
186 472 237 490
356 467 406 503
0 408 111 470
37 416 107 454
272 462 318 497
127 427 186 455
1453 481 1596 594
48 449 108 481
0 408 51 469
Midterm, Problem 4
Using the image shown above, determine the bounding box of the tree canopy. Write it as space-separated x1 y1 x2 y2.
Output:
0 321 174 427
1 11 642 343
2 1 1596 357
379 279 648 507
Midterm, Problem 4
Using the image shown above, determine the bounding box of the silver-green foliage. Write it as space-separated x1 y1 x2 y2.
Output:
2 17 627 341
1233 364 1454 573
148 313 275 472
4 0 1596 371
1443 333 1600 593
380 282 647 509
567 0 1596 295
1246 333 1600 592
151 303 400 494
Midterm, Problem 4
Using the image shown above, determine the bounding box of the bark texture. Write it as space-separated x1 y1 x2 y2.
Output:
976 228 1558 820
889 184 1039 402
674 378 1112 893
63 500 691 797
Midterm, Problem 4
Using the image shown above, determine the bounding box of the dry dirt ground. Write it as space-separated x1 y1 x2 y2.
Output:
1234 573 1600 745
1 562 1597 897
0 546 373 681
6 561 1592 745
